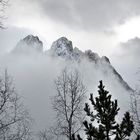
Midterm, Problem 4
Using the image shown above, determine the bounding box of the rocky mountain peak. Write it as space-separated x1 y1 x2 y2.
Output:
23 35 42 44
50 37 73 57
10 35 133 92
12 35 43 54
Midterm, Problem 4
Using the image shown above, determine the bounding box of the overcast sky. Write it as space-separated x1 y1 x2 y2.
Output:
1 0 140 86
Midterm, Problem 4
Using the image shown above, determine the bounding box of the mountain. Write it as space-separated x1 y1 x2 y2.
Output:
50 37 73 57
12 35 133 92
49 37 133 92
5 35 134 133
12 35 43 54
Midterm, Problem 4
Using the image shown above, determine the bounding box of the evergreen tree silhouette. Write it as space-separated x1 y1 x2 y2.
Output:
75 81 134 140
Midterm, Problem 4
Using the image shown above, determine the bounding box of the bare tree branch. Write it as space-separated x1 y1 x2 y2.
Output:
37 128 54 140
52 68 87 140
0 70 33 140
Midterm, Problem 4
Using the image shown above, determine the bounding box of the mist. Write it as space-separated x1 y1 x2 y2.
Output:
0 41 133 134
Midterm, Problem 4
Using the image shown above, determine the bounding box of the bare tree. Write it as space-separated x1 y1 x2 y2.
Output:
0 0 9 28
130 90 140 137
37 129 54 140
0 70 32 140
52 68 87 140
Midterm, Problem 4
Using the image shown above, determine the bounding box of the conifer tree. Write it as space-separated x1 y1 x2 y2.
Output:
76 81 134 140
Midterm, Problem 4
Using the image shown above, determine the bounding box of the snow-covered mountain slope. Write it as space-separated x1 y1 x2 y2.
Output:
12 35 43 54
50 37 73 58
11 35 133 93
49 37 133 92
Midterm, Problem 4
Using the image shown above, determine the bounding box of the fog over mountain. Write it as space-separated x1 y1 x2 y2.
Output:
0 35 133 132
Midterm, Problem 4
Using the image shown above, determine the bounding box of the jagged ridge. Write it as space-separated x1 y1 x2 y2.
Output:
12 35 133 92
12 35 43 54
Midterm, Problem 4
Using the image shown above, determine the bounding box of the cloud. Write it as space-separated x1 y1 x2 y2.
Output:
110 37 140 88
0 26 35 54
4 0 130 57
0 42 132 133
120 37 140 59
27 0 140 31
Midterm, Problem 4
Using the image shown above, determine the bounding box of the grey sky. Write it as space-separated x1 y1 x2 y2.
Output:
121 37 140 59
111 37 140 88
21 0 140 31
